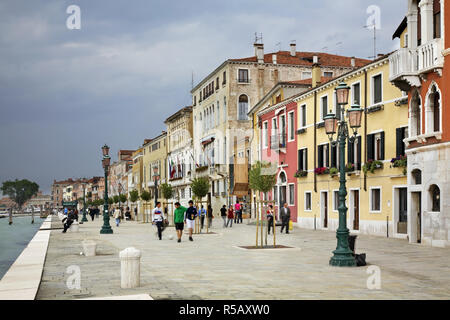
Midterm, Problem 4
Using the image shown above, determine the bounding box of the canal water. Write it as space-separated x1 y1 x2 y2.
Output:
0 216 44 279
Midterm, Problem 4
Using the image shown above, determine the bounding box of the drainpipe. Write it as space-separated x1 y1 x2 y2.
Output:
314 91 317 193
364 69 368 192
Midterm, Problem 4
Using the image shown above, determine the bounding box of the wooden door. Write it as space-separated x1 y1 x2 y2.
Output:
353 190 359 230
323 192 328 228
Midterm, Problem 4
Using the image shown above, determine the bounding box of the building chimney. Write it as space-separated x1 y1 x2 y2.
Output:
272 54 277 64
351 57 356 67
312 57 321 88
254 43 264 64
290 42 296 57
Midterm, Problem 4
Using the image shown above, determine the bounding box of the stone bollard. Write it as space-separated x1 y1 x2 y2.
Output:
70 221 79 233
82 240 97 257
119 247 141 289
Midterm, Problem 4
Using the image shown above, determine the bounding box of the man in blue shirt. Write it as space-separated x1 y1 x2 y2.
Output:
185 200 197 241
198 205 206 230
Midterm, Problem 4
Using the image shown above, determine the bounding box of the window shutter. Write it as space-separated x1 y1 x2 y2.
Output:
298 149 303 171
380 131 385 160
396 128 403 157
318 145 323 168
347 138 354 164
331 144 337 168
434 0 441 14
305 149 308 171
367 134 375 161
357 136 362 170
326 144 330 168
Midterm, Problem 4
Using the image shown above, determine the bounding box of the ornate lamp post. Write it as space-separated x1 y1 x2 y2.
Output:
324 82 363 267
81 180 88 222
100 144 113 234
153 166 160 207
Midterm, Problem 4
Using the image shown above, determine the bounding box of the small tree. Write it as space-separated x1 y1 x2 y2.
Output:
113 195 120 204
129 190 139 203
249 161 277 248
1 179 39 212
107 197 114 205
191 177 210 201
140 190 151 222
119 193 127 204
160 183 174 200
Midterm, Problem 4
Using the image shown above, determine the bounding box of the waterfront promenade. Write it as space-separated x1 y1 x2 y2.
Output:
33 215 450 300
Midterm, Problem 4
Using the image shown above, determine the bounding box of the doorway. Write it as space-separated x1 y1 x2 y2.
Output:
321 191 328 228
411 192 422 243
398 188 408 234
351 190 360 230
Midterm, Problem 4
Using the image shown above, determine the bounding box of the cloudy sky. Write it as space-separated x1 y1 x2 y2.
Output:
0 0 406 194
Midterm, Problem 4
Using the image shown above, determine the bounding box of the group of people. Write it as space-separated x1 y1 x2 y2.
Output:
113 206 132 227
266 203 291 235
219 200 244 228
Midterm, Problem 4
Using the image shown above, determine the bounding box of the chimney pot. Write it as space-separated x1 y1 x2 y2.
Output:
254 43 264 63
272 54 277 64
351 57 356 67
313 56 319 64
290 42 296 57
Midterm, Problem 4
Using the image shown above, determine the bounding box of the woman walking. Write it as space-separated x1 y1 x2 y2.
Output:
114 206 121 227
227 205 234 228
267 205 274 235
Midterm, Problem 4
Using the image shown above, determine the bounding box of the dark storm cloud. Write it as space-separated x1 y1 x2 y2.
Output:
0 0 405 194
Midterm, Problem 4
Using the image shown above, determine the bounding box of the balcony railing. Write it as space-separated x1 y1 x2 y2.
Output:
389 38 444 82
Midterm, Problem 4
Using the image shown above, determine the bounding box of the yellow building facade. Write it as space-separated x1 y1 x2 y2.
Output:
142 132 168 217
295 56 410 238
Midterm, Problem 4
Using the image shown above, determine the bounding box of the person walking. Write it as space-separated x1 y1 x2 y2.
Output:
114 207 121 227
234 200 241 224
207 205 213 229
174 202 187 243
198 205 206 230
89 207 95 221
134 207 137 220
227 205 234 228
280 202 290 234
152 202 165 240
62 209 76 233
185 200 197 241
125 207 131 221
267 205 274 235
95 207 100 218
220 205 227 227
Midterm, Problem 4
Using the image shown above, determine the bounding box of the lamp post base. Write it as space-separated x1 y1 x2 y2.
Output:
100 225 113 234
329 251 356 267
82 216 88 222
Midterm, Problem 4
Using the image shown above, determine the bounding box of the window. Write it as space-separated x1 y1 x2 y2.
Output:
347 136 362 170
317 144 329 168
367 132 385 161
305 192 312 211
411 90 421 136
223 96 227 121
216 77 219 90
193 95 197 106
430 184 440 212
396 127 408 157
280 114 286 147
427 85 441 133
324 71 333 78
412 169 422 185
370 188 381 212
321 95 328 121
238 95 249 120
333 191 339 211
433 0 441 39
217 101 220 125
223 71 226 85
302 71 312 79
289 184 295 205
273 186 278 203
300 104 306 128
288 111 295 141
372 74 382 104
330 143 338 169
298 148 308 171
238 69 249 83
352 82 361 105
276 95 282 103
263 121 268 148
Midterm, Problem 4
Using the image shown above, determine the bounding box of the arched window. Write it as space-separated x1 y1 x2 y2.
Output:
429 184 440 212
279 171 287 184
410 90 421 136
427 85 440 132
238 95 249 120
412 169 422 185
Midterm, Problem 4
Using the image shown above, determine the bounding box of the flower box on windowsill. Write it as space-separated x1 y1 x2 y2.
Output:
362 160 383 174
314 167 329 175
294 170 308 178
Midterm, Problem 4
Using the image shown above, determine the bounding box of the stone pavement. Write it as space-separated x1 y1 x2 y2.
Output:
36 216 450 300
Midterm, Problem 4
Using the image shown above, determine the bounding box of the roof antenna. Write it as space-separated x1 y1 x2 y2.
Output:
254 32 263 44
335 42 343 55
363 23 377 59
275 42 281 51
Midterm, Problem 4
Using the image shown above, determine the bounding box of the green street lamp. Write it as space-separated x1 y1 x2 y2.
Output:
324 82 363 267
81 181 88 222
100 144 113 234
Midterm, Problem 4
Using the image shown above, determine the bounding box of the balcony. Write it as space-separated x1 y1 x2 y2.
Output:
389 38 444 90
270 133 286 151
